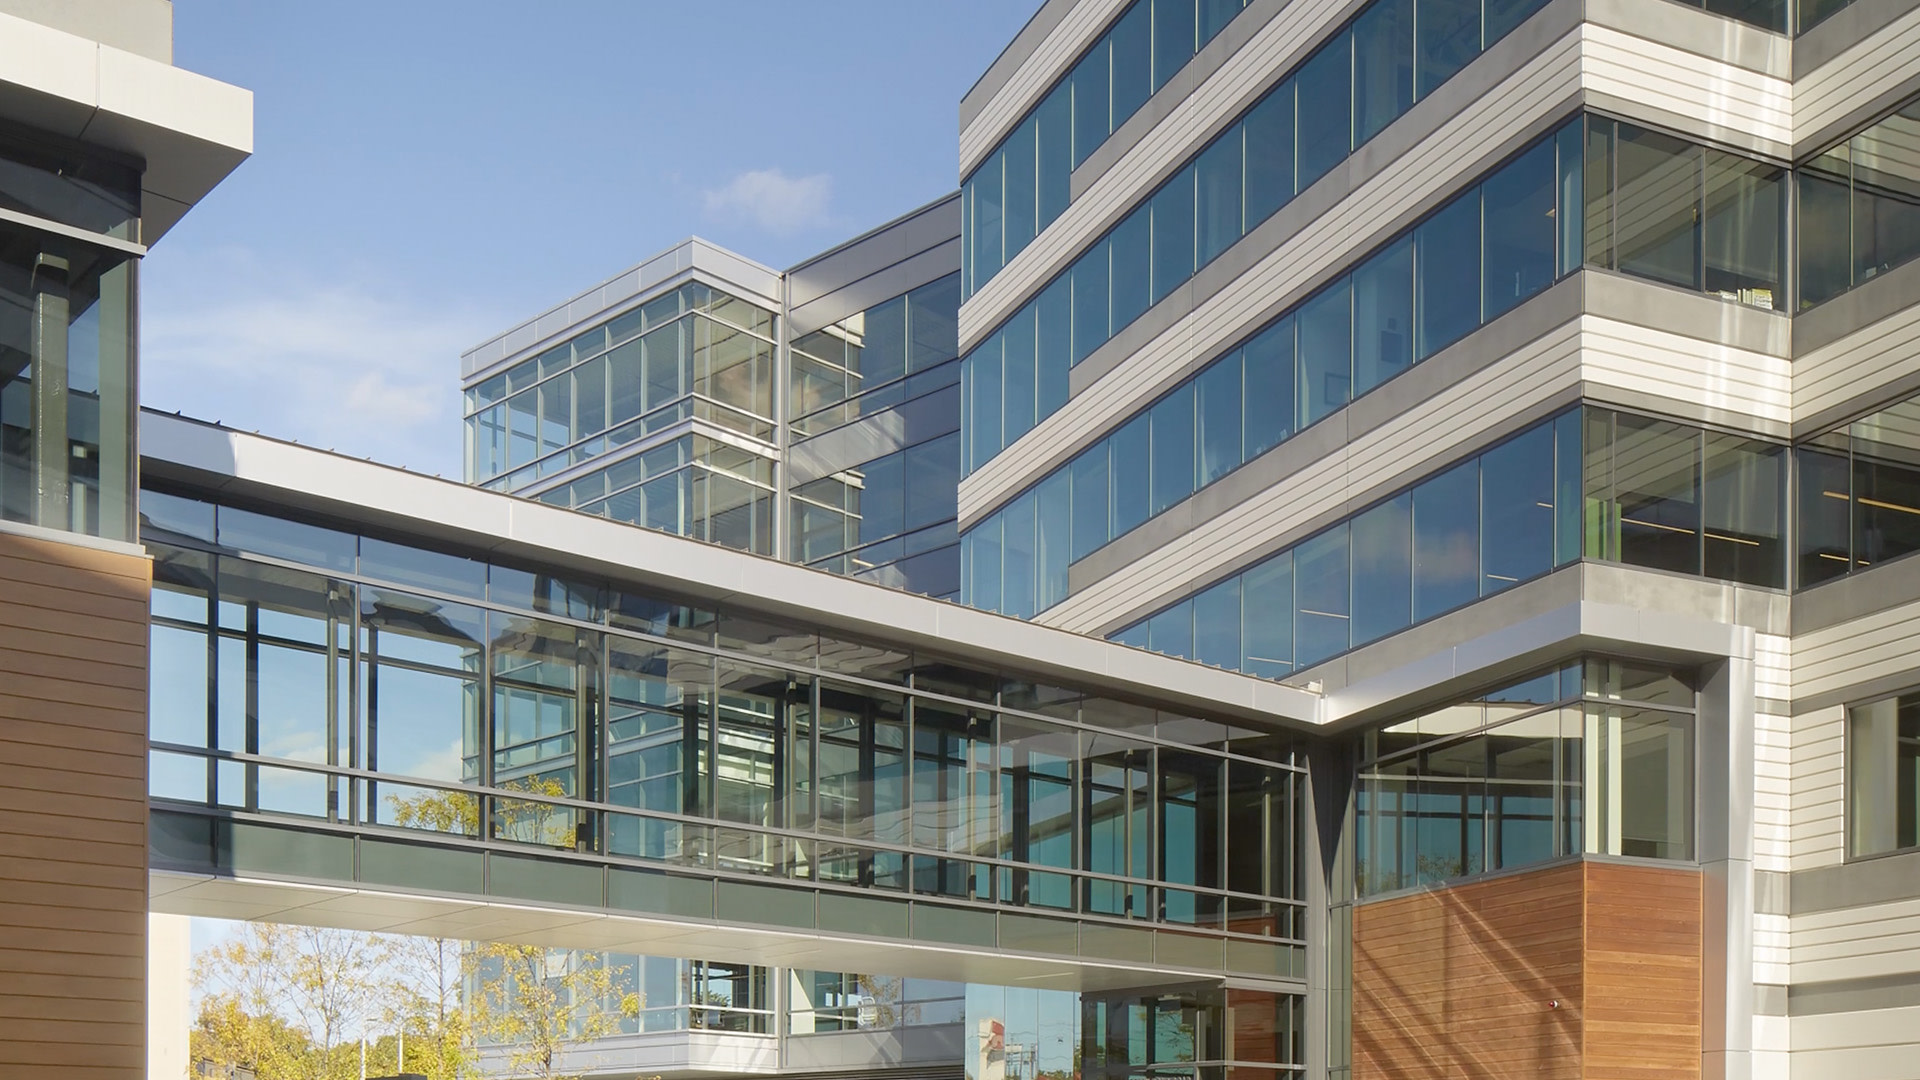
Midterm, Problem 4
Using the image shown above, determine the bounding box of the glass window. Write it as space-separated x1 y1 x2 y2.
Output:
1193 576 1242 670
1244 317 1296 458
1150 383 1197 515
1112 414 1152 536
217 506 355 573
1200 0 1242 40
1298 280 1351 427
1702 432 1784 587
910 274 962 373
1417 0 1480 98
1482 139 1558 319
573 355 607 437
1352 0 1413 146
1242 553 1294 678
1703 153 1783 306
1614 125 1700 290
1852 430 1920 571
1152 168 1197 304
1071 443 1113 560
1795 442 1852 586
1295 525 1350 668
1244 82 1297 226
1412 460 1479 622
969 515 1002 614
1415 189 1481 359
1296 34 1353 190
1147 598 1194 658
1485 0 1545 43
1111 2 1154 131
1196 130 1245 267
1586 705 1691 860
1072 243 1111 365
1352 238 1413 395
1003 492 1038 620
1351 495 1412 646
1154 0 1197 92
1850 102 1920 294
1037 277 1072 416
1004 311 1038 447
1605 413 1702 575
970 341 1003 473
1847 692 1920 856
1071 40 1112 169
1797 151 1853 310
1037 470 1072 611
866 294 909 387
1038 84 1074 227
1196 350 1243 485
1110 206 1153 335
1480 422 1555 592
1005 116 1039 259
975 150 1005 286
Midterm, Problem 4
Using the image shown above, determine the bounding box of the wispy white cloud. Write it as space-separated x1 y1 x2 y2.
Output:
141 246 492 479
701 168 833 234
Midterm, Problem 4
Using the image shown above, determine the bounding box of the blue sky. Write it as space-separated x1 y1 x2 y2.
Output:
144 0 1036 481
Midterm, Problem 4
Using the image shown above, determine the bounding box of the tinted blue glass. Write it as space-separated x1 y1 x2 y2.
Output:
866 295 908 387
1416 0 1480 98
1244 82 1296 225
1151 383 1197 515
1194 576 1242 669
1196 351 1243 485
1353 0 1414 146
1036 277 1072 416
1071 41 1111 168
970 340 1003 473
1415 189 1482 359
1195 130 1244 267
1111 2 1154 130
1153 0 1197 92
1554 410 1582 565
1484 139 1560 318
969 516 1003 613
861 453 906 545
1005 115 1039 259
1003 492 1038 620
1152 167 1197 304
1295 525 1350 667
1351 494 1412 645
1352 237 1413 395
1298 280 1351 427
1556 121 1584 277
1071 444 1112 560
975 150 1005 284
1037 470 1073 610
1412 460 1480 621
1109 206 1153 334
218 507 355 572
1296 35 1353 190
1242 553 1294 678
1486 0 1547 45
1148 598 1194 658
1112 622 1150 649
1244 316 1296 458
1482 422 1556 592
1038 84 1074 227
1072 244 1111 365
1003 307 1038 447
1199 0 1242 40
1111 415 1152 536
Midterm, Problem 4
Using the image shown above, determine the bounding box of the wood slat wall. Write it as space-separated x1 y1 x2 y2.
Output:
0 530 150 1080
1352 860 1703 1080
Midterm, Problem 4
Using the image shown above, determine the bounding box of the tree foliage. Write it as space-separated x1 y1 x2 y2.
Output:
465 943 640 1080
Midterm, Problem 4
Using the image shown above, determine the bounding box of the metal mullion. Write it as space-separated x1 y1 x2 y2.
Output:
245 600 260 812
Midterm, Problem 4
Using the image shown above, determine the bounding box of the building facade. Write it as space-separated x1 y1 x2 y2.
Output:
3 1 1920 1080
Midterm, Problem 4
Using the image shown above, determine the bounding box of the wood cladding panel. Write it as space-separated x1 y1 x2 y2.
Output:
0 531 148 1080
1353 861 1702 1080
1354 862 1586 1080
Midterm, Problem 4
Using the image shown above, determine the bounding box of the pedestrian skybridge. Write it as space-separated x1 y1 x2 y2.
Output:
141 413 1320 993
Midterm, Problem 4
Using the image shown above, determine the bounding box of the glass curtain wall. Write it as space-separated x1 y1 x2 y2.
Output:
1099 405 1785 678
1847 689 1920 857
962 982 1306 1080
514 435 777 556
0 127 141 541
962 0 1252 299
1798 97 1920 310
1796 389 1920 587
465 283 778 490
142 486 1308 948
789 273 963 597
1355 658 1695 896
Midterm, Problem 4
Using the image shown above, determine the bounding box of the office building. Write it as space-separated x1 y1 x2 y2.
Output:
2 1 1920 1080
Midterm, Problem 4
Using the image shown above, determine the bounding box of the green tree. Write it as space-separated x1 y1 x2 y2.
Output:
466 943 640 1080
192 923 391 1080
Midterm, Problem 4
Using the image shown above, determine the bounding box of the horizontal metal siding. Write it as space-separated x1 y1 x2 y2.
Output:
958 27 1794 521
1789 1005 1920 1080
1033 315 1789 633
1794 301 1920 425
1755 912 1791 985
1793 897 1920 983
1793 5 1920 149
960 0 1131 179
1790 705 1846 873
